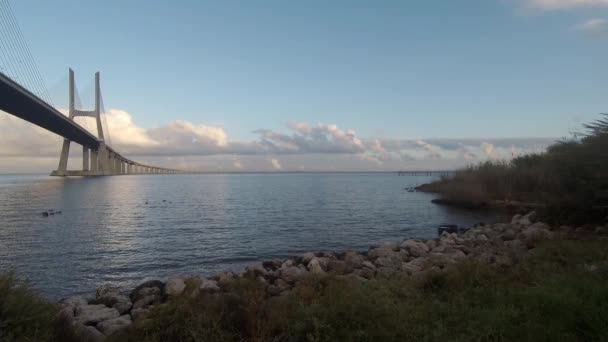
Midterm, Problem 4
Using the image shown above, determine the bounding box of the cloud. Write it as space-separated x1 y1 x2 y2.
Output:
0 109 554 172
522 0 608 10
574 18 608 36
270 158 282 170
481 142 497 158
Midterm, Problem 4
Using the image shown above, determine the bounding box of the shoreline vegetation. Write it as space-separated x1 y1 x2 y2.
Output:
416 114 608 225
2 212 608 341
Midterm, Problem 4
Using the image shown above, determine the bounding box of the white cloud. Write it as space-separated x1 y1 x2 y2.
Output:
0 109 554 172
575 18 608 36
270 158 282 170
523 0 608 10
481 142 497 158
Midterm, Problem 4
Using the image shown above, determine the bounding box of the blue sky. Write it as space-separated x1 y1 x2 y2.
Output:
1 0 607 172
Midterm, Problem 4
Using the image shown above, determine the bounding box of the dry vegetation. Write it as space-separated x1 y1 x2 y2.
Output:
417 114 608 224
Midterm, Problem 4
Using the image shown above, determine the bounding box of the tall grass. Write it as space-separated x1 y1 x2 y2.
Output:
418 114 608 223
112 237 608 342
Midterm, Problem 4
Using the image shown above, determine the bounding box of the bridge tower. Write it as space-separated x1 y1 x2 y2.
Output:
51 69 111 176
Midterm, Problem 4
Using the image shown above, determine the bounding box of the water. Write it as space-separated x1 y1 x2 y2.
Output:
0 173 504 300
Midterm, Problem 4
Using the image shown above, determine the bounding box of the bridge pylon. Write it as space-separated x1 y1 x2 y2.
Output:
51 69 113 176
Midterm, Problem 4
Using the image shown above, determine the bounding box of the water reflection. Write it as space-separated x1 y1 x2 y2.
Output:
0 173 505 299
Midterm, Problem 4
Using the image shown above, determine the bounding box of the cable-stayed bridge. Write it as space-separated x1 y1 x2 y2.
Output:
0 0 186 176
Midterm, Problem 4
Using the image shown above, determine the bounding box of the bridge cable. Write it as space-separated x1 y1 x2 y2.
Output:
4 0 54 106
0 0 54 105
0 0 52 104
100 90 113 147
0 0 43 101
0 5 34 95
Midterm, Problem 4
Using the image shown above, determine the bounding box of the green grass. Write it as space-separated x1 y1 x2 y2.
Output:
0 271 76 342
417 114 608 224
112 237 608 342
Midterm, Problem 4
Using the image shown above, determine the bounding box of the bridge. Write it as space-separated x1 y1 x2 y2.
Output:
0 0 190 176
0 69 184 176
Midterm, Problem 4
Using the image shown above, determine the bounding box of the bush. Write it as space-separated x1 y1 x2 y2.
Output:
418 114 608 224
113 238 608 342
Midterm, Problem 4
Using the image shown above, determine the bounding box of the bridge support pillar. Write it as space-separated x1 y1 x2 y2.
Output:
82 147 89 171
90 150 98 172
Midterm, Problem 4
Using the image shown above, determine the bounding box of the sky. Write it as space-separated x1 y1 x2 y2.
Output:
0 0 607 172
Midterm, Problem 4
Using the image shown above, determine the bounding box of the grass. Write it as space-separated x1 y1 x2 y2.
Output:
417 114 608 224
111 236 608 342
0 271 77 342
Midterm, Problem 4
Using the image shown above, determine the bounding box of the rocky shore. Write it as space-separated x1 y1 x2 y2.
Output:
58 211 601 340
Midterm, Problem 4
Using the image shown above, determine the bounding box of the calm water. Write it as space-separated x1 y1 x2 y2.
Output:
0 173 504 299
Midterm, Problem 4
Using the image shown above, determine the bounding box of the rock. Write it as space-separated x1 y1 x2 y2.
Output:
75 304 120 325
518 211 537 226
132 295 157 310
262 259 283 270
131 280 163 302
130 308 150 321
74 324 105 342
266 285 283 296
200 279 220 292
60 295 88 308
307 258 326 275
400 240 430 258
501 229 517 241
278 264 305 283
343 251 365 269
520 222 553 245
373 256 400 269
216 272 235 289
165 277 186 297
363 266 379 279
112 301 132 315
245 263 268 278
300 252 317 264
96 315 132 336
511 214 522 224
368 246 396 259
327 259 355 275
361 260 376 269
96 286 131 312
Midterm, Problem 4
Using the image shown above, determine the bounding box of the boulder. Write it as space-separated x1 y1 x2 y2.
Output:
501 229 517 241
300 252 316 265
200 279 220 293
112 301 132 315
74 304 120 325
278 264 305 283
373 256 400 269
245 263 268 278
96 315 132 336
511 214 522 224
60 295 88 308
262 259 283 270
130 308 150 321
343 251 365 269
520 222 553 245
132 295 157 310
165 277 186 297
307 258 326 275
130 280 163 302
400 240 429 258
216 272 235 289
74 324 105 342
368 246 396 259
361 261 376 269
327 259 355 275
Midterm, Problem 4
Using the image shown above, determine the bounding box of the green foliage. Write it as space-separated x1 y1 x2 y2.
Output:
419 114 608 223
113 238 608 342
0 271 68 342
